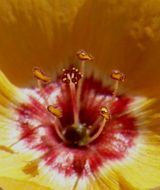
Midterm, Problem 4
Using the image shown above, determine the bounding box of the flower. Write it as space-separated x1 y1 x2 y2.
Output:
0 0 160 190
0 49 160 190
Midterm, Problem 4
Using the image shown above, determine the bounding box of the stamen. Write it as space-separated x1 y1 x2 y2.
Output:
110 70 125 101
76 50 94 122
88 118 106 144
33 67 51 105
62 67 82 125
88 107 110 144
33 67 51 83
47 105 66 142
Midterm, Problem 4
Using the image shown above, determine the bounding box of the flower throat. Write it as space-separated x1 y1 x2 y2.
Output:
33 50 125 147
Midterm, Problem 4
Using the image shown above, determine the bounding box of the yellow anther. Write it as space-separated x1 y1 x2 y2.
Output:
76 50 94 61
22 159 39 177
111 70 125 82
100 107 110 120
47 105 62 118
0 145 15 154
33 67 51 83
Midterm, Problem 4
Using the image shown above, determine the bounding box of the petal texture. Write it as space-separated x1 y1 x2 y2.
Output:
0 0 160 98
0 0 85 85
0 177 51 190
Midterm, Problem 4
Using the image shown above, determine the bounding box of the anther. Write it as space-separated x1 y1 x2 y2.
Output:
110 70 125 102
47 105 66 142
33 67 51 83
111 70 125 82
47 105 62 118
100 106 110 120
76 50 94 61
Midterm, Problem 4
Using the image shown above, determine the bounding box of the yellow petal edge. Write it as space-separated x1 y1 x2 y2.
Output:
0 177 51 190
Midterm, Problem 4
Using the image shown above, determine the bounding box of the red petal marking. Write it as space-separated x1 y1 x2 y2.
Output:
20 123 36 142
16 77 138 177
40 82 58 95
110 96 131 115
17 97 51 123
82 76 112 97
73 153 87 175
58 85 74 126
94 116 137 160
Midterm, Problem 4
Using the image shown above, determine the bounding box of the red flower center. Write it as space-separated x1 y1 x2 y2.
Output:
16 71 138 176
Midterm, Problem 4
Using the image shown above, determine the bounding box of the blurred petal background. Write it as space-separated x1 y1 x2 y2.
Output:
0 0 160 98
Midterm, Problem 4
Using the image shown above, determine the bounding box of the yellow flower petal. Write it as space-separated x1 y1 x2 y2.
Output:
0 0 160 186
0 147 52 188
0 177 51 190
0 0 85 86
118 176 141 190
114 133 160 189
0 0 159 98
0 71 27 104
93 166 119 190
0 69 159 189
70 0 160 97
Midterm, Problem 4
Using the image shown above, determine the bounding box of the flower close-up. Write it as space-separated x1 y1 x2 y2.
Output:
0 0 160 190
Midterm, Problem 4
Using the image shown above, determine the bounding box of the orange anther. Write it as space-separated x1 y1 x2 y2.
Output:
100 107 110 120
76 50 94 61
33 67 51 83
111 70 125 82
47 105 62 118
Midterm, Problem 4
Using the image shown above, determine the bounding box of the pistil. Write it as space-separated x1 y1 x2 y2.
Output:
62 67 82 126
